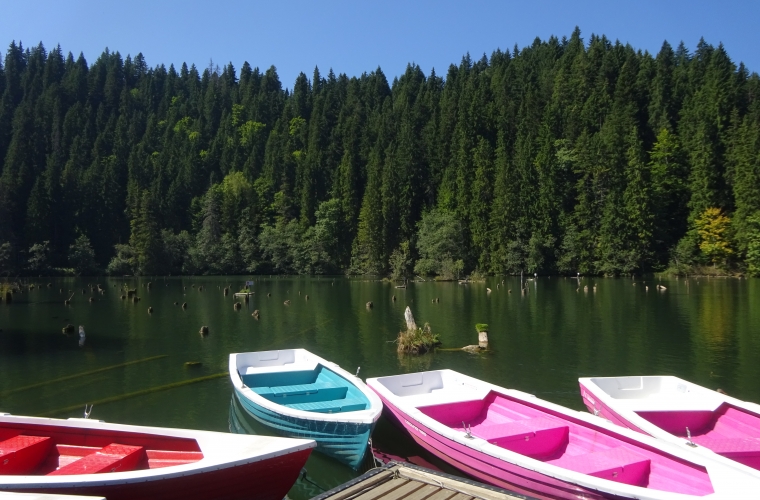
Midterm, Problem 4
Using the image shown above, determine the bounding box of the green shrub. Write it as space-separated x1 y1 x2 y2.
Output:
475 323 489 332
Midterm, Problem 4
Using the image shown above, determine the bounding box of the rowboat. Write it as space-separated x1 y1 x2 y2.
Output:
579 376 760 473
229 349 382 469
366 369 759 499
0 412 314 500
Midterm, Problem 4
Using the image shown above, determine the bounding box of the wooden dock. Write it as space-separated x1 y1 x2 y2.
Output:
311 462 533 500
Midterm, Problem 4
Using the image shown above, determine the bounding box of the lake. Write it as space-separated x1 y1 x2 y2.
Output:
1 275 759 498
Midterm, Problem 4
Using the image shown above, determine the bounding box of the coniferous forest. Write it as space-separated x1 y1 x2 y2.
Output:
1 29 760 278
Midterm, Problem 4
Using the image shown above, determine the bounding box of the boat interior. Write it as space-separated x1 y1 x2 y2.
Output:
586 376 760 470
638 403 760 470
0 422 202 476
376 372 715 496
240 362 369 414
421 392 717 495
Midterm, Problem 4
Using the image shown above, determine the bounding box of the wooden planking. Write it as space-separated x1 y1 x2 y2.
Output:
447 494 474 500
423 490 459 500
396 466 517 500
353 478 415 500
402 483 442 500
314 464 528 500
326 470 396 500
375 480 427 499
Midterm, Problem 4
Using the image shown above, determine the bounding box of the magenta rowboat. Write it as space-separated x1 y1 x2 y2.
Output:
367 370 759 499
579 376 760 475
0 412 315 500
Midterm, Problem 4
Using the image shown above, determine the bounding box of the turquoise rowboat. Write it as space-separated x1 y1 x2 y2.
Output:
229 349 382 469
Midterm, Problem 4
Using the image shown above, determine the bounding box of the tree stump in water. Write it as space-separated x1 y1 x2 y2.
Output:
404 306 417 331
252 310 260 319
233 302 242 310
199 326 209 336
476 323 489 349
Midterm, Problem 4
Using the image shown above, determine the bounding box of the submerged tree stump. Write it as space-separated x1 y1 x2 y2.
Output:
199 325 209 336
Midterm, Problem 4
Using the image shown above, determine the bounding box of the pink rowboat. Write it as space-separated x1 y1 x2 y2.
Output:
579 376 760 475
366 370 759 500
0 412 315 500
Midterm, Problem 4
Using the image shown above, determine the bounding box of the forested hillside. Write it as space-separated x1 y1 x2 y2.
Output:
1 28 759 277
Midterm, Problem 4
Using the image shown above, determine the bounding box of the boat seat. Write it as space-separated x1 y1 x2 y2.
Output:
472 417 569 456
145 449 204 469
285 398 367 413
0 435 52 474
254 381 348 401
556 447 651 485
694 436 760 456
48 443 144 475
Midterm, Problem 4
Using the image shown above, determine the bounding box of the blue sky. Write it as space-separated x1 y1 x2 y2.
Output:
1 0 758 87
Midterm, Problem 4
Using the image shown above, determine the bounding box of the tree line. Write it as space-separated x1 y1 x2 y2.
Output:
1 28 759 278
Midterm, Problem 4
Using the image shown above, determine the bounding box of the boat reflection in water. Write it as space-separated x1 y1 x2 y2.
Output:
229 393 359 500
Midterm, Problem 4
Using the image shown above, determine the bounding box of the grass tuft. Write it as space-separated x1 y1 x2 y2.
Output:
397 322 441 354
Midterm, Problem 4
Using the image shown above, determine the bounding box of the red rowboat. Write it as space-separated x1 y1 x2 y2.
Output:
0 413 315 500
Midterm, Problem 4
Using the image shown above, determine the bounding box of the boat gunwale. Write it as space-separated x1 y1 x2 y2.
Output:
229 349 382 425
367 369 755 500
0 414 315 487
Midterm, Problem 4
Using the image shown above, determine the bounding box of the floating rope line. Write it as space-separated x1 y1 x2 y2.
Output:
0 355 169 397
39 372 228 417
37 320 334 417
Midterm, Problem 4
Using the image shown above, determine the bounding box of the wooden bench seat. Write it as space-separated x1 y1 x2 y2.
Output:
472 417 569 457
254 381 348 404
48 443 144 475
693 436 760 456
551 447 651 486
0 435 52 474
285 398 366 413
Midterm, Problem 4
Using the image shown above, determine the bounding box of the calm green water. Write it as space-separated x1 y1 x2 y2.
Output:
2 276 760 498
